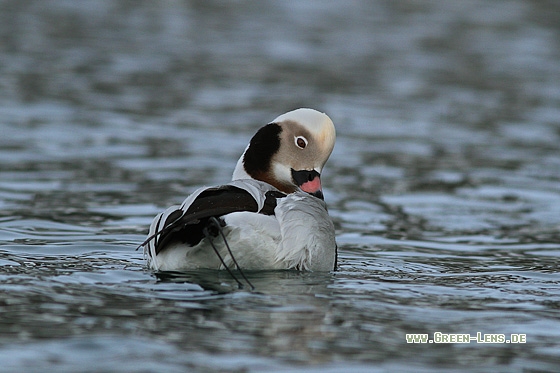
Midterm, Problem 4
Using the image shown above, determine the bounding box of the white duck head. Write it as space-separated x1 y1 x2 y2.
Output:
232 108 336 199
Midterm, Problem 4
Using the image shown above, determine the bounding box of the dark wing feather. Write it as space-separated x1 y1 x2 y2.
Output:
142 185 286 256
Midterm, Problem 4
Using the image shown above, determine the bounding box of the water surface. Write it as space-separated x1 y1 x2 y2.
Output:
1 1 560 372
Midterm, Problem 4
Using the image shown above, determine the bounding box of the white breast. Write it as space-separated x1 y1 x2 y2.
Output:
221 191 336 271
274 192 337 271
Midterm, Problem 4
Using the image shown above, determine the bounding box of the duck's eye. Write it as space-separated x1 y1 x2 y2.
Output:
295 136 308 149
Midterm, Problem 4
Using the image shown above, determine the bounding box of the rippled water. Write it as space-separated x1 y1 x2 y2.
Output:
1 1 560 372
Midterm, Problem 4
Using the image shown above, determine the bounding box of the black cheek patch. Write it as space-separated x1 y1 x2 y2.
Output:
243 123 282 178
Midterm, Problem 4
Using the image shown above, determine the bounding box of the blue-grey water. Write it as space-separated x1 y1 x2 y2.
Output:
1 1 560 372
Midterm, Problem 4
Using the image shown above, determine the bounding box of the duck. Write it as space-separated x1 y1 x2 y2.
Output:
142 108 337 275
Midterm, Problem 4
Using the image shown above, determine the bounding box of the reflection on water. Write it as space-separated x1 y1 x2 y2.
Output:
1 0 560 371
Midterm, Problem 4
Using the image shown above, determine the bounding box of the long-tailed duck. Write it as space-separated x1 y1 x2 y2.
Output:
142 108 337 278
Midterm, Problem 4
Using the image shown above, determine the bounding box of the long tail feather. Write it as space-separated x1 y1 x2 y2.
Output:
203 218 254 290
